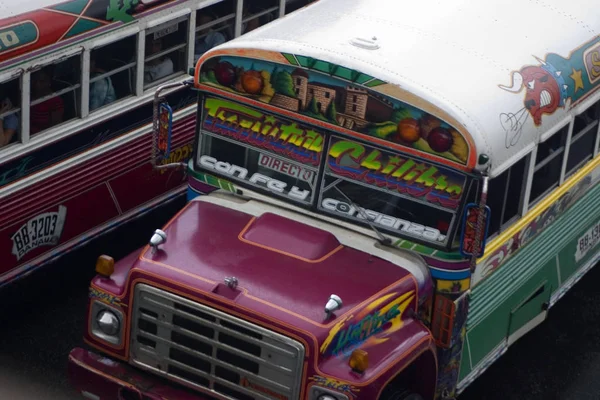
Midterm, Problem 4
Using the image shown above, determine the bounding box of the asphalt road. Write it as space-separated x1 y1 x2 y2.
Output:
0 196 598 400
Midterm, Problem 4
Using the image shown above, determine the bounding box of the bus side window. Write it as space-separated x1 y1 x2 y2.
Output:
243 0 279 34
566 99 600 177
195 1 235 63
30 54 81 136
144 17 189 88
486 156 527 237
0 77 21 149
89 36 137 111
529 125 569 205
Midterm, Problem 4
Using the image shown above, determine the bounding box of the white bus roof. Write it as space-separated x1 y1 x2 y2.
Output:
206 0 600 177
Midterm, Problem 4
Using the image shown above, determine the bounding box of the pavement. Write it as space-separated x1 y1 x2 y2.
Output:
0 196 598 400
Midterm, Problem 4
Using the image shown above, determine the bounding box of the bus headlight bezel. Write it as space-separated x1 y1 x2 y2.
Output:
90 300 125 346
310 386 349 400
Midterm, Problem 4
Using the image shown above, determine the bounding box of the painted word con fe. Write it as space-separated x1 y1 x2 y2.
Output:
199 155 310 201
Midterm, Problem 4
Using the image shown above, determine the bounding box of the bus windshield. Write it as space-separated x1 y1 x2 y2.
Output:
196 96 471 249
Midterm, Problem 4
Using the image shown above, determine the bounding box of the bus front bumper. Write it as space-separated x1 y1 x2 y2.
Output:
68 348 212 400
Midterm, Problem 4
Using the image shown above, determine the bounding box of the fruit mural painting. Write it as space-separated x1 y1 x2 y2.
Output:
199 55 471 166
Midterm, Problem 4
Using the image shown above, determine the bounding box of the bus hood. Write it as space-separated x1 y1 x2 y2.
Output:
132 197 426 343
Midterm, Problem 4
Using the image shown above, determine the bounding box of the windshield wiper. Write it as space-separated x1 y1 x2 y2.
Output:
333 185 393 246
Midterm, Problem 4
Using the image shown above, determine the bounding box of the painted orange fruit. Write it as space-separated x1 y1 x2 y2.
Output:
397 118 421 143
241 70 264 94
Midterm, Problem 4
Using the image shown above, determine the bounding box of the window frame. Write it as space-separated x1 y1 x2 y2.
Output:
143 14 192 90
0 72 24 148
194 95 474 250
88 32 139 114
0 0 294 162
527 122 570 207
486 154 530 239
563 99 600 178
28 50 84 137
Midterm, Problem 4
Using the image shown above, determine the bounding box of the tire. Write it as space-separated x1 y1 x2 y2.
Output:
380 387 424 400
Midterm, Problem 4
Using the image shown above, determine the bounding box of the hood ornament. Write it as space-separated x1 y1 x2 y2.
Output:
149 229 167 253
324 294 343 320
224 277 238 289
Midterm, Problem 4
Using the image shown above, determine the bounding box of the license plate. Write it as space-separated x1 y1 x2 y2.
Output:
575 220 600 262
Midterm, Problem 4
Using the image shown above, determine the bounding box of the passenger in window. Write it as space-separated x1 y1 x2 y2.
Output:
194 13 227 63
30 69 64 134
242 3 261 33
89 55 116 111
0 95 18 147
144 38 174 84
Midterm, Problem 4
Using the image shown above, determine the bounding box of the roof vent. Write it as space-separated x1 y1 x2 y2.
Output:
350 36 380 50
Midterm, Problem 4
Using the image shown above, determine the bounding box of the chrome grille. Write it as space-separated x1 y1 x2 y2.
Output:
130 284 304 400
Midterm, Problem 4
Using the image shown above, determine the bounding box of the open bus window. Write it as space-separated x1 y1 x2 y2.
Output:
195 1 235 63
319 177 453 245
486 156 528 237
0 77 21 149
199 132 317 204
242 0 280 34
566 99 600 177
529 125 569 205
30 55 81 136
89 35 137 111
144 17 188 87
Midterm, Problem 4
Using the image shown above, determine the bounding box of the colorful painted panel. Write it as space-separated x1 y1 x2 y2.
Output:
319 291 415 358
202 96 324 166
198 55 471 166
499 36 600 129
325 136 466 209
473 161 600 285
0 0 161 64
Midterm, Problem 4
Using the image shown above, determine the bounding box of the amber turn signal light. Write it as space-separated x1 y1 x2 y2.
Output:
96 255 115 277
348 349 369 373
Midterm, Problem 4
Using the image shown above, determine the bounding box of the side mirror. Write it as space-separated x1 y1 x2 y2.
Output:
157 103 173 160
459 203 491 258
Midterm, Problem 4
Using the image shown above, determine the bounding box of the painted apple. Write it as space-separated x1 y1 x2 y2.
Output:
396 118 421 143
241 70 264 94
419 114 441 139
214 61 236 86
427 127 454 153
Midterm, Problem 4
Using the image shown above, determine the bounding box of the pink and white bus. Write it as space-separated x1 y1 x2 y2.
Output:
0 0 310 287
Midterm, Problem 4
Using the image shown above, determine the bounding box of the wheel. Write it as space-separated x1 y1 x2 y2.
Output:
380 387 424 400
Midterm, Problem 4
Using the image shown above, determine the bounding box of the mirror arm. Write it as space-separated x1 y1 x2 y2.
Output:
469 171 490 272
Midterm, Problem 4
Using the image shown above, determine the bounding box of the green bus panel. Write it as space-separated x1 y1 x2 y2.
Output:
459 183 600 382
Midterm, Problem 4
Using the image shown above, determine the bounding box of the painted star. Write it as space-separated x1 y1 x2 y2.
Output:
570 68 584 93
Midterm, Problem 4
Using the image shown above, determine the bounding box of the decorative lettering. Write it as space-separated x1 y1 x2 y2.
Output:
320 291 415 357
584 43 600 84
321 198 445 242
203 97 324 166
200 155 310 201
0 155 35 187
106 0 140 23
327 138 465 208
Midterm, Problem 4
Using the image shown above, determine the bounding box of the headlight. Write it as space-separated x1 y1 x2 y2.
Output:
90 300 124 346
309 386 349 400
96 310 120 336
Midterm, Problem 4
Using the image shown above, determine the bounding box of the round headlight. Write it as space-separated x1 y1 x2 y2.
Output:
317 395 338 400
96 310 120 336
